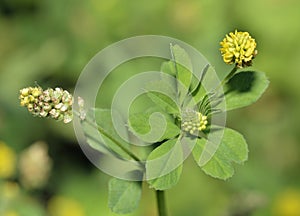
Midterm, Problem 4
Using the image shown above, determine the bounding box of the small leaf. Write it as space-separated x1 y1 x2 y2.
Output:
171 44 193 88
108 177 142 214
81 117 111 155
171 44 193 103
146 79 179 115
192 66 221 105
147 92 179 115
81 108 133 159
129 110 180 143
146 139 183 190
161 61 176 77
190 64 210 94
223 70 269 111
192 127 248 180
160 63 177 100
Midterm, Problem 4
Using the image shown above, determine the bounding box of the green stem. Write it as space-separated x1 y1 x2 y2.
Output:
156 190 167 216
212 66 238 93
221 66 238 86
95 122 142 162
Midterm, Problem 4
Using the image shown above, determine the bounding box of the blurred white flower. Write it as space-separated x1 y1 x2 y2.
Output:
19 141 52 189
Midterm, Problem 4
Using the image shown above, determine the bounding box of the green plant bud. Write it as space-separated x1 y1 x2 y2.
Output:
181 109 208 135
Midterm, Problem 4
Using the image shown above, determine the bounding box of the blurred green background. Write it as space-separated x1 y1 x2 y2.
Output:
1 0 300 215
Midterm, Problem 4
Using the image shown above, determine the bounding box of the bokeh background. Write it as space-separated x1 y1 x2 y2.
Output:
1 0 300 215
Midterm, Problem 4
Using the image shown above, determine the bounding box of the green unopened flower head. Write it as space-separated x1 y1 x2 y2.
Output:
181 109 208 135
19 86 73 123
220 30 257 68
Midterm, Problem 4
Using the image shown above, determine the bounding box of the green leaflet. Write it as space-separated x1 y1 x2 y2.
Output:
146 139 183 190
192 127 248 180
129 109 180 143
192 65 220 105
81 108 133 159
170 44 194 104
146 79 179 115
160 61 177 98
161 61 176 77
108 177 142 214
147 91 179 115
223 70 269 111
171 44 193 90
80 116 111 155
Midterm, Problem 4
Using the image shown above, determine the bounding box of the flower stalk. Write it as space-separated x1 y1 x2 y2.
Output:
156 190 167 216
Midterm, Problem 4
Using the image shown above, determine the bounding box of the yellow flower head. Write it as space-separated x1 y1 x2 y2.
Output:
220 30 257 68
0 141 16 179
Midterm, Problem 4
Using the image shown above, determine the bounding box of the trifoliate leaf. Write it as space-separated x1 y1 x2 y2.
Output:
192 127 248 180
108 177 142 214
146 139 183 190
223 70 269 111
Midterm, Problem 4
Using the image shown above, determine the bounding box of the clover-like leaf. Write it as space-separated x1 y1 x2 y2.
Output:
146 139 183 190
161 61 176 77
171 44 193 89
170 44 194 103
146 79 179 115
147 91 179 115
108 177 142 214
192 127 248 180
129 108 180 143
223 70 269 111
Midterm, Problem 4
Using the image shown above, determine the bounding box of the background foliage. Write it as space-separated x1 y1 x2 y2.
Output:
1 0 300 215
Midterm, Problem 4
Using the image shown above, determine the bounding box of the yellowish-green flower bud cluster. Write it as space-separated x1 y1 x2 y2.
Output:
181 109 208 135
19 86 73 123
220 30 257 68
